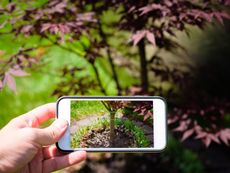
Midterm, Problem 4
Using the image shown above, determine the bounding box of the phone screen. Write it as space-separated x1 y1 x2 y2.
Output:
70 100 153 148
57 96 166 152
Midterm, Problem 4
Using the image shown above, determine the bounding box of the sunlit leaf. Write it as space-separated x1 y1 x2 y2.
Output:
9 68 29 77
3 72 16 92
181 129 194 141
131 30 146 46
146 31 156 46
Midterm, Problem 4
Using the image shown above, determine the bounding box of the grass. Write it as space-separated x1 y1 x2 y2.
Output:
116 118 151 147
71 101 108 120
71 118 151 148
71 118 110 148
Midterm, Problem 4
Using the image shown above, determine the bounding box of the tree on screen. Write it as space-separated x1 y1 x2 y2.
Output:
101 101 126 145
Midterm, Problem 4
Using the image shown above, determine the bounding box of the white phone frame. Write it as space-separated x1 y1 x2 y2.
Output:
56 96 167 152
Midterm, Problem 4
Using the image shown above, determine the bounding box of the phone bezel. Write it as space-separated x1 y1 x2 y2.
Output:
56 96 167 153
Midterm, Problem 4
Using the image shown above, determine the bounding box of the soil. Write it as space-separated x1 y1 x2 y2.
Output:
79 125 138 148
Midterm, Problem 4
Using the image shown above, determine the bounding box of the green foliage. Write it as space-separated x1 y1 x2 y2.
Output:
0 45 89 128
0 67 57 128
164 134 204 173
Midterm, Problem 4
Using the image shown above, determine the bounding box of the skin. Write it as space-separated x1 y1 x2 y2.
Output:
0 103 87 173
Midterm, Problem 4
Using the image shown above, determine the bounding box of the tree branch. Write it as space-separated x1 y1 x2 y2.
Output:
101 101 111 111
44 35 107 95
93 3 122 95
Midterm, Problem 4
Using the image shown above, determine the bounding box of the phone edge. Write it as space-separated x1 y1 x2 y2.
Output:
56 96 167 153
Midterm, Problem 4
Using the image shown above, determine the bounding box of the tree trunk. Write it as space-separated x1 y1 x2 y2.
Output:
138 39 149 93
110 111 116 146
97 18 122 95
106 47 122 95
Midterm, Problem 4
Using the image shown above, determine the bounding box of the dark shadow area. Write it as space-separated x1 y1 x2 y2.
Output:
192 22 230 99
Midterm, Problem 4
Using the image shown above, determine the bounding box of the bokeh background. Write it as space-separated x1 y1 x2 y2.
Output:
0 1 230 173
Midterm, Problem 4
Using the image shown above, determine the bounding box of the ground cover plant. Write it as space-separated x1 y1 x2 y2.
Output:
70 100 153 148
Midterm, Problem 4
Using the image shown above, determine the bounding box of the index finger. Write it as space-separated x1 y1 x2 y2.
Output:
22 103 56 127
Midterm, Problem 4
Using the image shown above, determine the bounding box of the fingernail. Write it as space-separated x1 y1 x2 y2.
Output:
53 119 68 130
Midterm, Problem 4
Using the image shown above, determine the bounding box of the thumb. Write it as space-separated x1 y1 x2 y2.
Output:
34 119 68 146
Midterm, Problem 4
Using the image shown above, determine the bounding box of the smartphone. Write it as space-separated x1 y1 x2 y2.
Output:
56 96 167 152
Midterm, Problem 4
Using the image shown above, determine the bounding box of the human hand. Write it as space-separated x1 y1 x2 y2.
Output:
0 103 86 173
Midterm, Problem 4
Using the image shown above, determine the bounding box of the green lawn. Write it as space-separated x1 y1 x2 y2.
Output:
71 101 108 120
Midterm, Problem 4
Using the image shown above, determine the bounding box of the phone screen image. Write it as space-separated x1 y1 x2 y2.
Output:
57 96 166 152
70 100 153 148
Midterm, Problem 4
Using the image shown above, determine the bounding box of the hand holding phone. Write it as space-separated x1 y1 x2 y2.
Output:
56 96 167 152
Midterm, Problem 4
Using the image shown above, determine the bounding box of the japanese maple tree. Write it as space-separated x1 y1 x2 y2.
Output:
1 0 230 147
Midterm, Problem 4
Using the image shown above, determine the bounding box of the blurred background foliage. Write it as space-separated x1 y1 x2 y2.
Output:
1 0 230 173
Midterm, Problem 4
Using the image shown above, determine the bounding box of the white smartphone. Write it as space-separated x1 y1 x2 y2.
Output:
56 96 167 152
